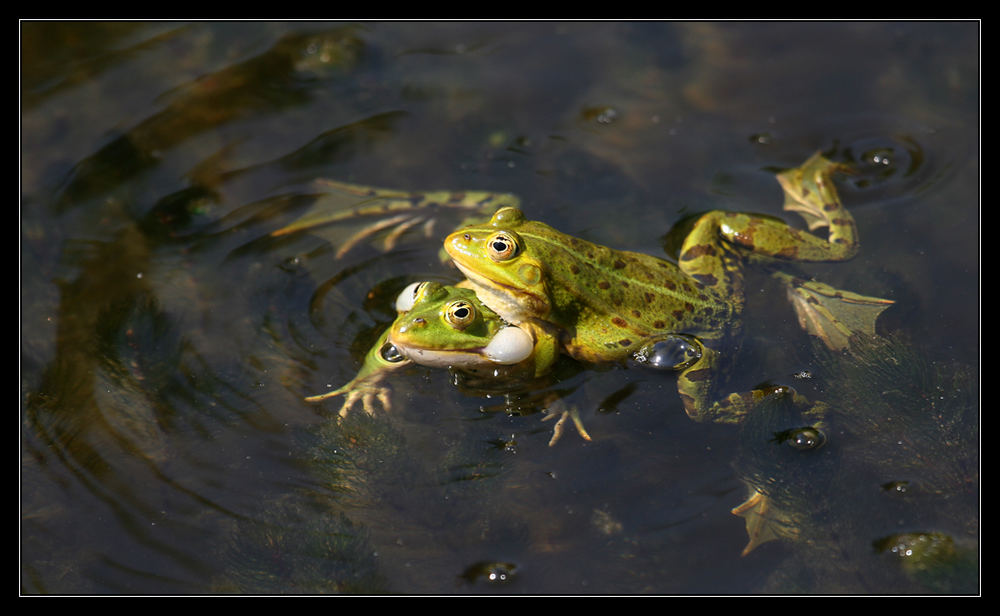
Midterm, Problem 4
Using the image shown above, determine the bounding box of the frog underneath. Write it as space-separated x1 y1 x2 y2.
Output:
309 281 591 444
304 281 534 414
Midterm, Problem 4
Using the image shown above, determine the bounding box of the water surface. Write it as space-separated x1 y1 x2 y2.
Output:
21 21 979 594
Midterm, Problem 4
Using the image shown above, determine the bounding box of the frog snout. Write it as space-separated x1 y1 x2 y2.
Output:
445 232 474 259
396 317 427 334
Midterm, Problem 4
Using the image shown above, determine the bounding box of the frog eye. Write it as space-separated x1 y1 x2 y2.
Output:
444 300 477 329
395 281 429 312
486 232 519 261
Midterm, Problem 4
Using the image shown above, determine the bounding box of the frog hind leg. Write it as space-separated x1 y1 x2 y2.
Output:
776 151 856 241
272 179 520 260
679 204 858 283
677 153 860 291
673 339 819 424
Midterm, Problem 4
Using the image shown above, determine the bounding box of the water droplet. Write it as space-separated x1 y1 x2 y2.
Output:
773 426 826 450
634 335 702 371
459 561 517 585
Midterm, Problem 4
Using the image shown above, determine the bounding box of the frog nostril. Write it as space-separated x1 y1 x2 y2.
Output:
397 317 427 334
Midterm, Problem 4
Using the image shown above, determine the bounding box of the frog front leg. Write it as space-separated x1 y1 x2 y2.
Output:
542 404 593 446
305 328 411 419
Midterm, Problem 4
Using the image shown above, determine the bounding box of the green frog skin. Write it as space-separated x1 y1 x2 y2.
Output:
444 153 866 423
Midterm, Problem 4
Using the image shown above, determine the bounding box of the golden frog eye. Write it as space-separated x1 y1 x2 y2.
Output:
445 300 477 329
486 231 519 261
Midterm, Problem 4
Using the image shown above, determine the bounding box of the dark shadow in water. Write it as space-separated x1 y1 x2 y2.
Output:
51 25 368 211
731 332 978 593
21 22 187 109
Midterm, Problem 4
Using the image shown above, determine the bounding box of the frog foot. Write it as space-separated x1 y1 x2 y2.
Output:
271 179 520 259
304 380 393 420
776 151 853 232
773 271 894 351
542 407 593 447
731 487 800 556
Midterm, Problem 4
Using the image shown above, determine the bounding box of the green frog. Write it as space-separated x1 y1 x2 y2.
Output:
308 280 591 444
443 153 892 423
284 153 892 426
386 280 540 374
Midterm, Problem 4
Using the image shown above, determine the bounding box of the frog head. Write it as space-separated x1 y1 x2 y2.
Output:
444 207 551 323
388 281 535 369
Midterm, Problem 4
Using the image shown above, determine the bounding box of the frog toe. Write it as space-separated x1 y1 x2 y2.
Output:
374 389 393 414
336 392 364 420
543 407 592 446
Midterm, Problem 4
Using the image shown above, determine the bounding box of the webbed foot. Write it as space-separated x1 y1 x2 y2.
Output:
776 152 852 232
305 329 411 419
271 179 520 259
305 378 395 420
773 271 894 351
731 487 800 556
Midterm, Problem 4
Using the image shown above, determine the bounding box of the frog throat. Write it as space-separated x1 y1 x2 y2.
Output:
451 261 550 322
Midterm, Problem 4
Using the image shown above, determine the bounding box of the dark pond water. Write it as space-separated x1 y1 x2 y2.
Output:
21 21 979 595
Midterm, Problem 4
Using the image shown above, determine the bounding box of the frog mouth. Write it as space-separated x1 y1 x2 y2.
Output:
394 345 493 368
393 326 533 368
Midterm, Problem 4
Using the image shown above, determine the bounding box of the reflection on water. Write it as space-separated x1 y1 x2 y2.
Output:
21 21 979 594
